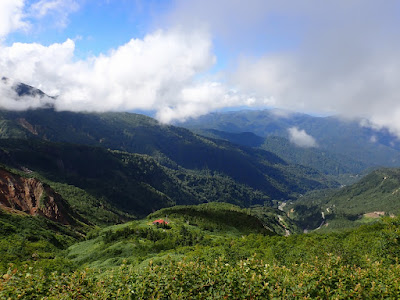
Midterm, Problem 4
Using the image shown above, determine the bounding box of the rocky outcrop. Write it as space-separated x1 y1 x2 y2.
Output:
0 168 75 224
17 118 38 135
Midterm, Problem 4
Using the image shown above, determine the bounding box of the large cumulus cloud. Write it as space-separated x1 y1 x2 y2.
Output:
0 30 265 122
0 0 28 38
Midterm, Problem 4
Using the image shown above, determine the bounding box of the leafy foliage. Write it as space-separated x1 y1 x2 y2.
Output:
2 212 400 298
0 210 80 273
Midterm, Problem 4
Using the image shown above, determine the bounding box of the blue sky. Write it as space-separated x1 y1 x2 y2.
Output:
3 0 304 71
7 1 169 54
1 0 400 136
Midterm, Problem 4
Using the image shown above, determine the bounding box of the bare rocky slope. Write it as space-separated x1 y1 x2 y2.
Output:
0 167 80 225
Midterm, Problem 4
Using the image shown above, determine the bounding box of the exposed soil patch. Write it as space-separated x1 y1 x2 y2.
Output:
363 211 385 218
0 168 77 224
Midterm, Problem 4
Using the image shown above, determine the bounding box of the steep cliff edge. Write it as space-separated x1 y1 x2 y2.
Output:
0 168 78 224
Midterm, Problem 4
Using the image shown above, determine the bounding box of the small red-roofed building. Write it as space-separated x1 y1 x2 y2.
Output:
152 219 169 225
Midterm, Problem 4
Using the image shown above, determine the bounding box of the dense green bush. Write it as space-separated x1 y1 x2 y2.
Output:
2 216 400 298
2 254 400 299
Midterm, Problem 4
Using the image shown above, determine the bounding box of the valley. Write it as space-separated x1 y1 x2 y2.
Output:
1 107 400 298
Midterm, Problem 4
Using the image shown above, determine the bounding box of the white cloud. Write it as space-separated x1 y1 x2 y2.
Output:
0 27 275 123
0 30 243 120
30 0 73 18
0 0 29 38
156 82 269 123
288 127 318 148
0 39 76 94
0 0 80 39
166 0 400 135
29 0 79 28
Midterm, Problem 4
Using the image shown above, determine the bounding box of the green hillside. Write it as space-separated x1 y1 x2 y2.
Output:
2 203 400 298
148 203 274 236
3 108 400 297
66 203 277 268
0 139 265 217
288 168 400 231
0 209 81 274
320 168 400 215
0 109 339 204
0 138 332 221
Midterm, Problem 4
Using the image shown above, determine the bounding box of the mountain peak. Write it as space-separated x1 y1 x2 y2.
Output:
0 77 55 110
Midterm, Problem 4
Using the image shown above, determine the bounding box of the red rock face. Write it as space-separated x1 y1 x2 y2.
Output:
0 168 73 224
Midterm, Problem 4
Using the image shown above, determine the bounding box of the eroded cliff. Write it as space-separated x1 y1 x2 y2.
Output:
0 168 75 224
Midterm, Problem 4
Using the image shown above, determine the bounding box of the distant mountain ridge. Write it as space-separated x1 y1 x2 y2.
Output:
194 128 368 179
178 110 400 170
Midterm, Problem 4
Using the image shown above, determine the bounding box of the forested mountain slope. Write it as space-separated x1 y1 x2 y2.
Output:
196 128 368 179
0 138 335 218
0 109 338 205
288 168 400 230
179 109 400 169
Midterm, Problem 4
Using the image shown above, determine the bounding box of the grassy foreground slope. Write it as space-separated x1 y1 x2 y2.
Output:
66 203 276 269
1 203 400 298
0 209 81 274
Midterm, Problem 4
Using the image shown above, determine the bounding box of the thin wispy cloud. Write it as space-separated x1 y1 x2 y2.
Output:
29 0 79 28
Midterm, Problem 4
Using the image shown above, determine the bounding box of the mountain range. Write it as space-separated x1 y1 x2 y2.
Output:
0 82 400 230
178 109 400 173
1 81 400 229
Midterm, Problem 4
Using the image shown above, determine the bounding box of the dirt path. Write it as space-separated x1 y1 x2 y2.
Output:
278 215 290 236
278 202 287 211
